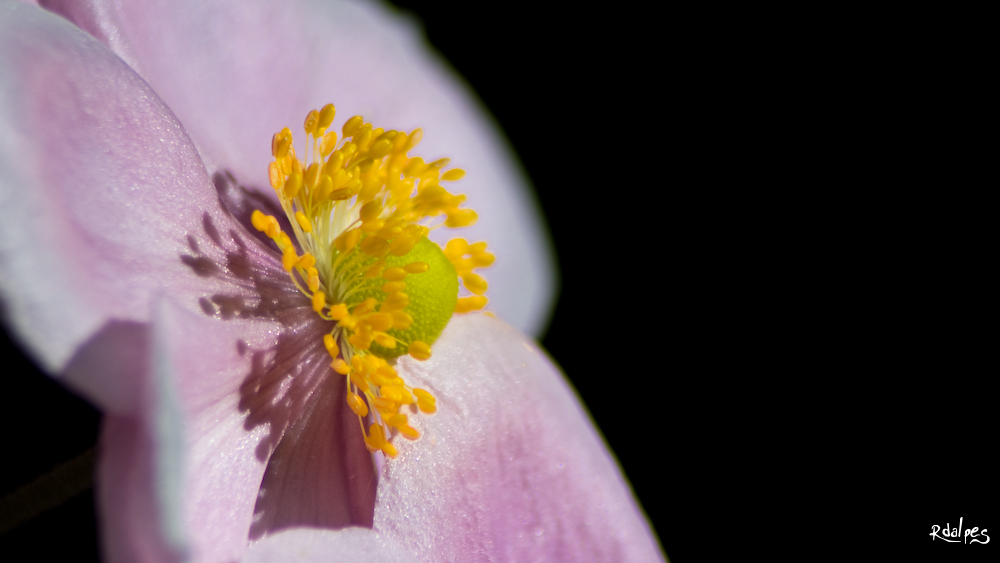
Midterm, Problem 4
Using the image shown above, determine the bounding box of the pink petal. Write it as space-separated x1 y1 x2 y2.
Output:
104 266 381 563
0 3 268 412
40 0 557 337
379 314 665 563
243 528 420 563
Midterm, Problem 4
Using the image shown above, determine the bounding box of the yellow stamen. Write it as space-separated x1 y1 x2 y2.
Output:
347 392 368 417
408 341 431 361
312 291 326 312
258 105 495 460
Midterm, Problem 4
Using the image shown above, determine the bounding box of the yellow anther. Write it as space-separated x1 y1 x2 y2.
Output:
324 151 345 176
389 235 418 256
328 303 349 320
340 141 357 159
348 332 370 350
361 219 385 233
381 281 406 293
417 397 436 414
444 237 468 257
360 235 389 256
441 168 466 182
282 249 299 272
403 128 423 153
353 298 378 316
403 262 429 274
347 392 368 417
364 424 385 452
304 109 320 136
372 366 396 386
391 131 409 152
462 272 488 295
383 292 409 311
362 355 381 372
372 397 396 412
349 371 369 392
317 103 336 134
350 355 367 375
391 310 413 330
369 139 393 159
275 230 291 250
295 211 313 233
306 268 319 292
316 174 334 200
334 228 360 252
371 333 394 348
331 358 350 375
404 156 427 176
340 315 359 331
272 129 291 159
343 115 363 137
295 253 316 270
360 200 383 222
399 425 420 439
365 260 386 278
413 388 434 401
386 413 407 427
445 208 478 228
455 295 488 313
380 386 403 402
268 161 282 190
264 217 281 240
382 267 407 281
375 130 398 143
320 131 338 156
312 291 326 312
366 313 394 332
377 223 404 239
251 210 268 232
408 341 431 361
284 173 302 200
473 251 496 267
381 442 398 458
323 334 339 357
352 123 372 148
303 163 319 189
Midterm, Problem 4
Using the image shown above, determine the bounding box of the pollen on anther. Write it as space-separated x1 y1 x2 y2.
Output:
312 291 326 312
409 341 431 361
347 392 368 417
295 211 313 232
323 334 339 357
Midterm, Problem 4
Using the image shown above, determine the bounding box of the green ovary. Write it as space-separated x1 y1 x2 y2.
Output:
347 237 458 358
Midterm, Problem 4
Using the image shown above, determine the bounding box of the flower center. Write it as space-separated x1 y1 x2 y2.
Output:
250 104 493 457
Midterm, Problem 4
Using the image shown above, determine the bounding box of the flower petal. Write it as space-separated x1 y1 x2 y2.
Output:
113 282 381 562
97 294 319 563
243 527 420 563
0 3 266 410
40 0 557 337
381 314 665 563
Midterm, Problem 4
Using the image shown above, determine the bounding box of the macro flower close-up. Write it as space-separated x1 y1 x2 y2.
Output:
0 1 664 561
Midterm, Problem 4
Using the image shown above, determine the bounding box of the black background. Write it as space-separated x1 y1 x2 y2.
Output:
2 2 994 563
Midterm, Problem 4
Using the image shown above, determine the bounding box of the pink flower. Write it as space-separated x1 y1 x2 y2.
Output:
0 1 663 562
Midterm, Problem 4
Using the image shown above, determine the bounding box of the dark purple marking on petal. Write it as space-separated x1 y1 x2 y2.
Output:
212 170 294 254
177 207 377 537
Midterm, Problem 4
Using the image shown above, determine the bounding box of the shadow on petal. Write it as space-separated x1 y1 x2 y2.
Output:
177 186 377 540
